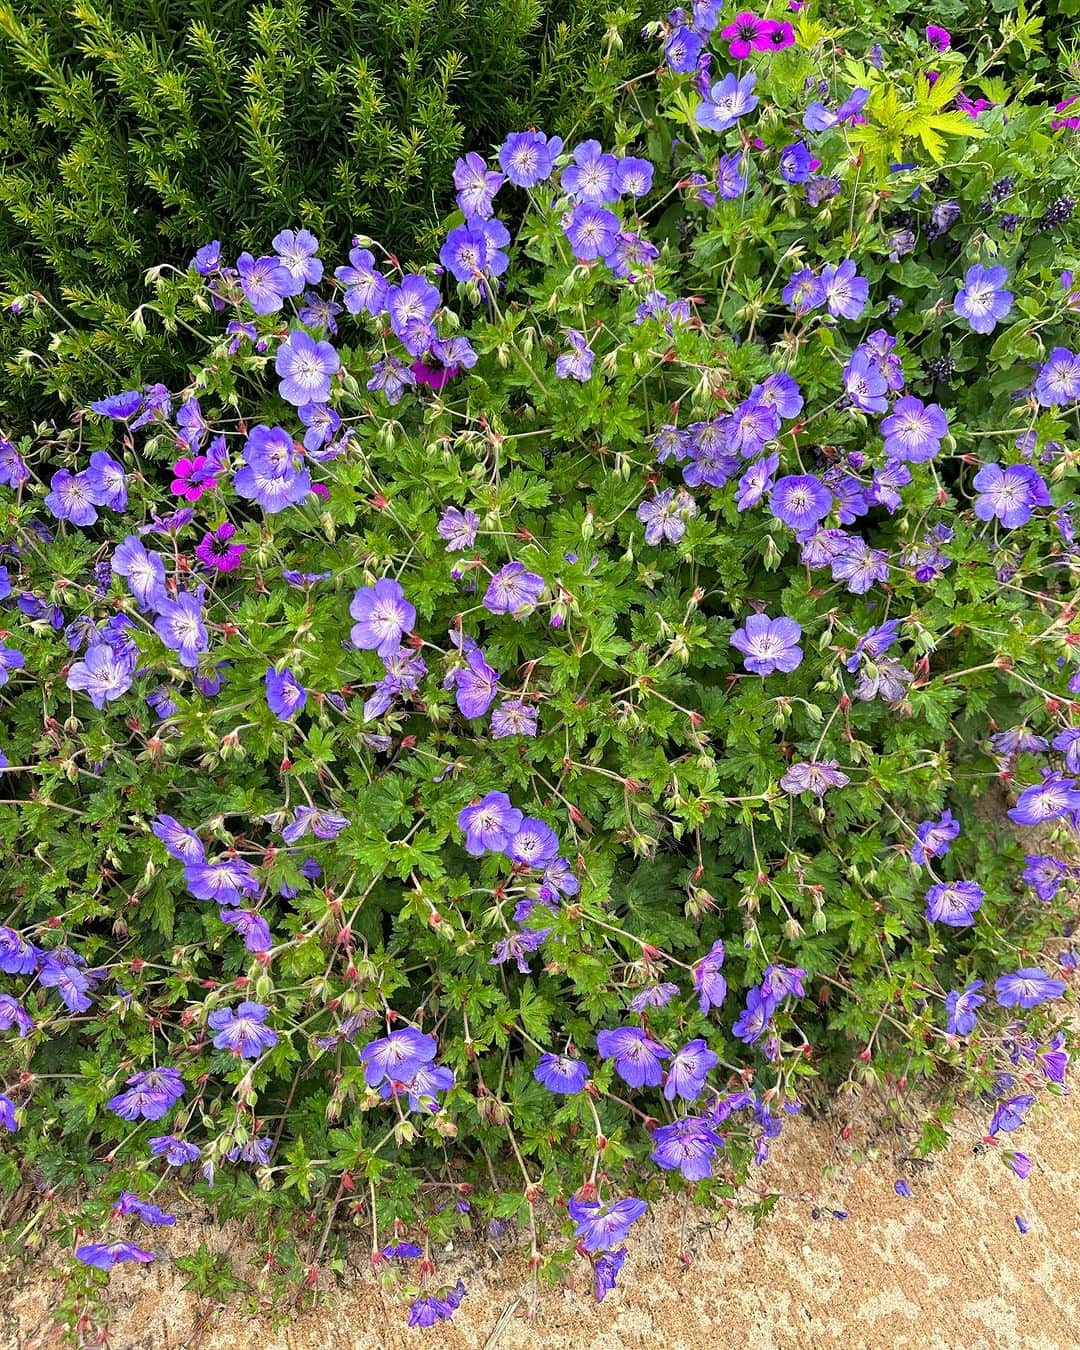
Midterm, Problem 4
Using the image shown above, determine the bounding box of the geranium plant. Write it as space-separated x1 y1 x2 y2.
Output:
0 4 1078 1334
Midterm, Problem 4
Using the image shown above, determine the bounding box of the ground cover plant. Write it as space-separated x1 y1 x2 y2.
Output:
1 1 1079 1337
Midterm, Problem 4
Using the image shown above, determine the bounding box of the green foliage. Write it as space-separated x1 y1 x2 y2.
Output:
0 0 647 416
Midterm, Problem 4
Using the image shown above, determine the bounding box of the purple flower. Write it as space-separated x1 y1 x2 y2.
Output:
730 613 803 676
272 228 322 287
85 451 127 511
596 1026 670 1088
924 880 984 927
717 150 749 198
483 562 545 617
594 1248 627 1302
926 24 951 50
275 330 340 407
782 267 825 315
360 1027 438 1087
66 642 135 709
490 698 538 739
555 330 595 382
39 955 94 1012
154 589 209 667
770 474 832 531
446 645 499 719
843 348 890 413
457 791 523 855
973 463 1051 529
148 1135 201 1167
696 71 758 132
151 815 205 864
386 274 440 342
90 389 143 420
1005 1152 1032 1179
208 1001 278 1058
236 252 294 315
0 994 33 1037
0 644 24 688
1023 855 1069 902
350 579 416 657
912 810 960 865
562 140 620 204
0 1094 15 1133
408 1280 466 1328
45 469 98 527
1015 1216 1030 1234
637 488 697 545
436 506 479 551
195 521 246 573
334 247 388 316
881 397 949 462
568 1194 647 1252
107 1067 185 1122
1034 348 1080 407
628 982 678 1011
989 1094 1035 1135
0 928 35 976
498 131 563 187
615 155 653 198
781 760 849 796
732 986 776 1044
563 202 620 261
1008 772 1080 825
821 260 868 320
994 968 1067 1009
651 1116 724 1180
693 940 727 1015
454 152 504 218
490 927 550 973
534 1053 589 1094
506 817 560 868
954 264 1013 334
219 908 272 953
265 666 306 721
664 26 702 73
113 1192 176 1226
76 1242 155 1270
183 858 259 905
664 1039 719 1102
281 805 349 844
761 965 806 1001
894 1179 913 1199
1039 1032 1068 1084
780 141 816 184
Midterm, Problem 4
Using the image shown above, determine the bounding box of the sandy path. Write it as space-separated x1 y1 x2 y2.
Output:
7 1083 1079 1350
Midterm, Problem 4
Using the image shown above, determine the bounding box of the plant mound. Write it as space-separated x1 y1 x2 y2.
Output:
0 5 1078 1331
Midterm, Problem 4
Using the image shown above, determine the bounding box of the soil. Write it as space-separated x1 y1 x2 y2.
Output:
6 1083 1079 1350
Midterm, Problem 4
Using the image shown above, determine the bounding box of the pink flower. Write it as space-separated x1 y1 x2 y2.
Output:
411 359 460 390
170 455 218 502
721 12 771 59
926 24 951 51
195 521 246 573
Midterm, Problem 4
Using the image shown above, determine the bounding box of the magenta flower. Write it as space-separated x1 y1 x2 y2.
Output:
721 12 771 59
195 521 246 572
926 24 951 50
170 455 218 502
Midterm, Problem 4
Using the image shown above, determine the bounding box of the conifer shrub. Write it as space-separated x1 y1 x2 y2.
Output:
0 3 1078 1335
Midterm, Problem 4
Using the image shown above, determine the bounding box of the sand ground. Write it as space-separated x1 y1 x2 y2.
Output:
5 1082 1079 1350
